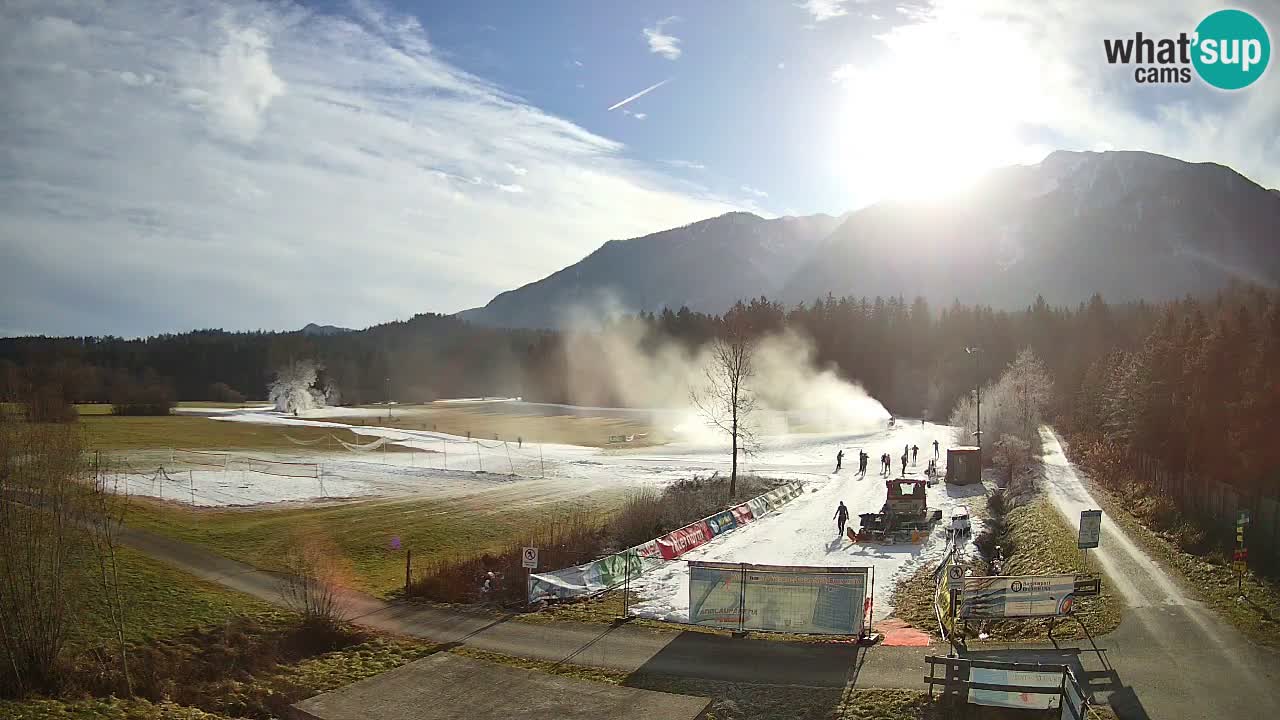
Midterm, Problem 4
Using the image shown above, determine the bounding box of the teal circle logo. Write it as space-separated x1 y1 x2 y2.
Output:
1193 9 1270 90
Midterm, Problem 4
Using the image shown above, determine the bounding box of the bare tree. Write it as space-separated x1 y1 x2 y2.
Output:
0 416 83 694
85 456 132 695
691 327 758 498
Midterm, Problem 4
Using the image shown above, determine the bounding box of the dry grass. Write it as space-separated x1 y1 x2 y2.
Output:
319 403 667 447
974 499 1122 640
891 499 1122 642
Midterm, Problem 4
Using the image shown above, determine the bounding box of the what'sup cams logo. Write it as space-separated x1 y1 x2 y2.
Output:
1104 9 1270 89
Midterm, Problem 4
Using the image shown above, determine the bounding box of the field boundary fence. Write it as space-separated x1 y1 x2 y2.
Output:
1128 450 1279 568
283 430 547 477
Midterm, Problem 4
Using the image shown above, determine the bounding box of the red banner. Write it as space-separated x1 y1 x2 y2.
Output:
731 503 754 525
635 540 662 559
657 520 712 559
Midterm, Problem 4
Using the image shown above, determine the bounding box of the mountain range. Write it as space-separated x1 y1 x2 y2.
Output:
459 151 1280 328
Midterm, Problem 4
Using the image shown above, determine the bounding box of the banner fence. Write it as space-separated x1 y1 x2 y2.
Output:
527 481 805 603
688 561 872 636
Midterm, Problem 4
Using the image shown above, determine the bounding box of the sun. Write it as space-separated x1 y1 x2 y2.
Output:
832 17 1051 204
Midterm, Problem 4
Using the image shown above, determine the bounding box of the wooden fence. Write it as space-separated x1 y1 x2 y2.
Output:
1130 451 1280 568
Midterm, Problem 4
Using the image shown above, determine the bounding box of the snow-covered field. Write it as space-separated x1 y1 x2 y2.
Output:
116 407 981 617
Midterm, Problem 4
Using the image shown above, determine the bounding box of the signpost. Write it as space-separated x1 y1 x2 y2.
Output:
1235 511 1249 594
1073 577 1101 597
521 546 538 607
1078 510 1102 550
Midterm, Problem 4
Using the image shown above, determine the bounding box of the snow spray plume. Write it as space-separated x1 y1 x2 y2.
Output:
556 297 890 441
269 360 328 414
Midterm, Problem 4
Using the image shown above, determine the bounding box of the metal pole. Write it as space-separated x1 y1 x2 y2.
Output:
505 442 514 474
622 554 631 618
405 549 412 594
539 445 545 477
475 443 483 472
442 439 448 470
738 563 747 634
190 470 195 506
867 567 875 639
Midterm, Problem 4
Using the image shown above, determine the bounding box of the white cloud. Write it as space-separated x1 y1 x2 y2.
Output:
0 0 741 336
632 112 647 120
741 185 769 198
830 63 859 83
777 62 786 69
665 160 706 170
798 0 856 23
180 21 286 142
644 17 681 60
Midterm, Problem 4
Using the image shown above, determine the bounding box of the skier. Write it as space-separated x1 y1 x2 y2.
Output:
518 436 523 449
859 451 868 474
900 452 908 476
933 439 940 460
835 449 844 472
912 444 919 464
834 501 850 537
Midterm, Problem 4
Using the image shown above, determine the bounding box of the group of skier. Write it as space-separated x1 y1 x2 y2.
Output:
834 448 873 474
837 439 942 477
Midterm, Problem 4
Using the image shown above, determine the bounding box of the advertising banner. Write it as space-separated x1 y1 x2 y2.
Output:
969 668 1062 710
959 575 1076 618
635 540 662 559
706 511 738 535
747 496 771 519
529 481 803 602
689 562 868 635
656 520 713 559
934 552 959 637
688 562 745 627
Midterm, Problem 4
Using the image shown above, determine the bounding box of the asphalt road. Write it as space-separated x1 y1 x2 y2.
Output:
1039 427 1280 719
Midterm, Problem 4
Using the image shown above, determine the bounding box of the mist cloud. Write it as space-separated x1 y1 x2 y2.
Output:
556 300 890 445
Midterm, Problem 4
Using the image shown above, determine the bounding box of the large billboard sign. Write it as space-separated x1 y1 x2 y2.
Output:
689 562 869 635
959 575 1076 618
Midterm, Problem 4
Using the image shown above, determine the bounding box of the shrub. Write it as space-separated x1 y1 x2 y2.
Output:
408 512 607 605
613 487 665 549
111 377 174 416
207 382 245 404
23 383 77 423
279 535 350 629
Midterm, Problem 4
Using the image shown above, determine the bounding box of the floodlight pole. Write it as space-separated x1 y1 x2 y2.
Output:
967 347 982 468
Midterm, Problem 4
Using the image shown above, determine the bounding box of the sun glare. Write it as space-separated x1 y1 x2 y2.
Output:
834 17 1051 204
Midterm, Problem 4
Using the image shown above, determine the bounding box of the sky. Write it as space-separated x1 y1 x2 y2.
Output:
2 0 1279 337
